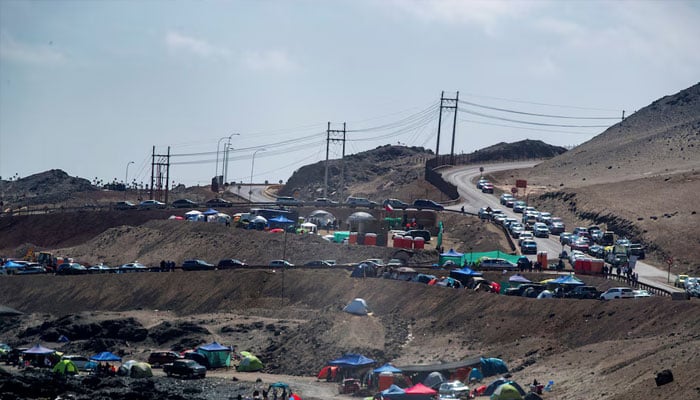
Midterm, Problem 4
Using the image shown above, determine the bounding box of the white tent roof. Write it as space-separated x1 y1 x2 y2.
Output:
185 210 202 215
301 222 317 228
343 298 370 316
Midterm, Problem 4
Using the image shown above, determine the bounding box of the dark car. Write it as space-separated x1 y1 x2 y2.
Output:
304 260 334 268
412 199 444 211
172 199 198 208
56 263 88 275
182 259 215 271
138 200 166 209
345 196 378 209
148 351 182 367
629 244 645 259
164 359 206 379
114 201 137 210
382 198 409 210
313 197 339 207
405 229 431 242
566 286 602 300
217 259 247 269
205 198 233 208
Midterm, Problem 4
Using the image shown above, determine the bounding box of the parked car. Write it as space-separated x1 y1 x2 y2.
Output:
88 263 113 274
182 259 215 271
499 194 515 205
56 263 88 275
481 182 494 193
205 198 233 208
413 199 444 211
382 198 409 210
304 260 334 268
405 229 431 242
512 201 527 213
148 351 183 367
600 287 634 300
313 197 339 206
217 259 247 269
345 196 377 209
164 359 206 379
566 286 601 300
628 243 645 259
633 289 652 298
674 274 689 288
476 178 489 189
114 201 137 210
138 200 166 209
275 196 304 206
118 262 149 273
13 263 46 275
172 199 198 208
478 257 517 270
270 260 294 268
521 240 538 255
61 355 92 371
439 381 471 398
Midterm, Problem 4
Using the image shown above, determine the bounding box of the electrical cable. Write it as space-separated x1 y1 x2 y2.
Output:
458 100 619 120
458 108 612 128
458 118 601 135
460 91 623 112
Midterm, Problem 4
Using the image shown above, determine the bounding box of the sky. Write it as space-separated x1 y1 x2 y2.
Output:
1 0 699 188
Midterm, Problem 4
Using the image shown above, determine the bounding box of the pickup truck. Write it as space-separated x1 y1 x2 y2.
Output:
566 286 602 300
163 359 206 379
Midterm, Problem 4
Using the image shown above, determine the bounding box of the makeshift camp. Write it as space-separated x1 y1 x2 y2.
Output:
118 360 153 378
52 359 78 375
483 379 526 396
197 342 232 369
90 352 122 362
439 249 465 266
480 357 508 377
423 371 446 389
343 298 371 315
24 344 55 355
317 365 339 380
491 383 524 400
237 351 263 372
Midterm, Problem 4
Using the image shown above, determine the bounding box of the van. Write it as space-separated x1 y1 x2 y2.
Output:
601 231 615 246
275 196 303 206
345 196 377 209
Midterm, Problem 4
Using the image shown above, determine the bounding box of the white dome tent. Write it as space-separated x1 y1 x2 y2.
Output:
343 298 371 316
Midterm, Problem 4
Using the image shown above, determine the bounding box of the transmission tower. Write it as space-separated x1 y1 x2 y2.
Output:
150 146 171 203
435 91 459 164
324 122 346 199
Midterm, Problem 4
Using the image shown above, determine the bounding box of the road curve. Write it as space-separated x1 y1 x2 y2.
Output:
441 163 681 291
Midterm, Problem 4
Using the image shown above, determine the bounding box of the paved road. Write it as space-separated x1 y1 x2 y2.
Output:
225 184 272 203
441 163 681 291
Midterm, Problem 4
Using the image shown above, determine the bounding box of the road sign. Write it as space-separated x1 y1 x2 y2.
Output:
515 179 527 188
510 187 518 194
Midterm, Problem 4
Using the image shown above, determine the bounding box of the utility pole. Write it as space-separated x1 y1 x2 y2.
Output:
150 146 171 203
435 91 459 164
324 122 346 199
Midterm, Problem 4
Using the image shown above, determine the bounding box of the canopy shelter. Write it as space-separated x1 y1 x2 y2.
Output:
90 351 122 362
202 208 219 215
439 249 465 266
197 342 232 368
23 344 55 355
328 353 375 368
347 212 377 233
549 275 585 286
405 383 438 395
306 210 336 227
449 266 483 286
184 210 204 221
380 384 407 400
373 363 402 374
509 274 531 283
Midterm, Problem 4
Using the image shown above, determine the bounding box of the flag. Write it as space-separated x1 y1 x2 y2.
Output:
384 203 394 212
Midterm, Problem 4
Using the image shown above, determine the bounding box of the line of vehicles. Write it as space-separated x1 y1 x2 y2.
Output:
115 196 446 212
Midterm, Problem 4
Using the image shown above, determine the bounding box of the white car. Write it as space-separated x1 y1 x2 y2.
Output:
633 289 652 298
270 260 294 268
600 287 634 300
138 200 166 209
518 231 534 246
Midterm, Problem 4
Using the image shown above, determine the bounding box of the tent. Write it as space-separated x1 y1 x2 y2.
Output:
347 212 376 233
24 344 55 355
52 359 78 375
483 379 526 396
423 371 446 389
439 249 465 266
300 222 317 234
509 274 531 283
237 351 264 372
328 353 375 368
480 357 508 377
549 275 585 286
90 352 122 362
468 367 484 382
197 342 232 368
374 363 402 374
118 360 153 378
202 208 220 215
185 210 204 221
343 298 370 316
537 290 553 299
381 384 407 400
405 383 437 395
306 210 336 227
317 365 339 380
491 383 524 400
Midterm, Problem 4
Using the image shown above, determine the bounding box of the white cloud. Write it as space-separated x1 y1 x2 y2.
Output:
0 31 66 65
165 31 230 58
242 49 297 72
390 0 539 35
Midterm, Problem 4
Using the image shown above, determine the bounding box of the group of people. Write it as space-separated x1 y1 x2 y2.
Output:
159 260 176 272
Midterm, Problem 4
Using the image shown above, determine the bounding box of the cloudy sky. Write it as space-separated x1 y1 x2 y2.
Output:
1 0 699 187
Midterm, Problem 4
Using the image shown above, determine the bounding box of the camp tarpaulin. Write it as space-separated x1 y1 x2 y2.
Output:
480 357 508 377
549 275 585 286
343 298 370 315
449 266 483 285
328 353 375 368
90 351 122 362
373 363 402 374
439 249 465 266
197 342 232 368
202 208 219 215
467 251 521 265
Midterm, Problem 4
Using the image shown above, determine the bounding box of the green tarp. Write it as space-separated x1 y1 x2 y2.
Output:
237 351 263 372
468 251 520 265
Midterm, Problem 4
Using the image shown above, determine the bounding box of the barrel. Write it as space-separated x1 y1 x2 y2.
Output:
378 372 394 391
349 232 358 244
364 233 377 246
392 235 403 248
413 236 425 249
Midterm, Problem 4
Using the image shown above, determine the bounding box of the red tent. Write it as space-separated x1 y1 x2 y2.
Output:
317 365 339 380
404 383 437 395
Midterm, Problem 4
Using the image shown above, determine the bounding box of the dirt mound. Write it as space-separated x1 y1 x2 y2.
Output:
466 139 567 163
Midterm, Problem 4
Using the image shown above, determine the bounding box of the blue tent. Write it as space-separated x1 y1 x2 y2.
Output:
197 342 232 368
550 275 584 286
439 249 465 266
270 215 294 224
328 353 375 367
90 351 122 362
373 363 402 374
202 208 220 215
449 267 483 285
381 384 408 400
509 274 531 283
468 367 483 382
480 357 508 377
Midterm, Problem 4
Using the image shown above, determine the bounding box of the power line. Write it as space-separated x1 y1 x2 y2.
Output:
460 91 623 112
458 108 612 128
458 100 619 120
